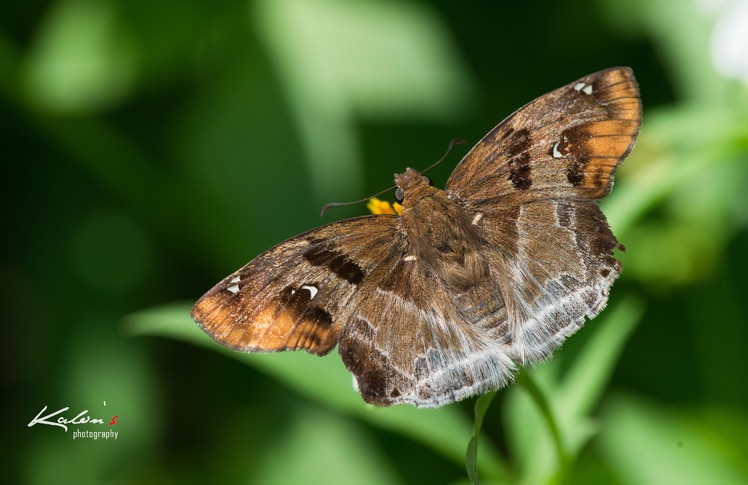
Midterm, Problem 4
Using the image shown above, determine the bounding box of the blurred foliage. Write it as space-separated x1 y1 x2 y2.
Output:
3 0 748 484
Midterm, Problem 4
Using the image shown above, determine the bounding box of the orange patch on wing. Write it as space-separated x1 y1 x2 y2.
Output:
588 136 635 158
587 119 639 137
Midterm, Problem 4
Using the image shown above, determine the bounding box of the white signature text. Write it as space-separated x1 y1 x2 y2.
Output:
28 406 106 432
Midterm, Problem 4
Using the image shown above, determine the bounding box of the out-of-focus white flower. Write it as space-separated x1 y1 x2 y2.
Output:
709 0 748 83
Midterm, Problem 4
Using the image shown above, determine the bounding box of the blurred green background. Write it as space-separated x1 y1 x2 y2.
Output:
4 0 748 484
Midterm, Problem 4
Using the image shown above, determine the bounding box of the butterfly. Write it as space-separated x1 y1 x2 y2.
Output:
191 67 641 408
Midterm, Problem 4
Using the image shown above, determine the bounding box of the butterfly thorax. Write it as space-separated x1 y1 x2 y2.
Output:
396 168 489 290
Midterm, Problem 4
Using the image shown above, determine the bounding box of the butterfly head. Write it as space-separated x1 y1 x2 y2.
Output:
394 168 435 208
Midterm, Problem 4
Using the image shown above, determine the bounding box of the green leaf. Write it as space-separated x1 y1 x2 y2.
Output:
250 406 402 485
555 295 645 447
599 394 748 485
124 303 510 482
503 296 644 484
516 371 568 481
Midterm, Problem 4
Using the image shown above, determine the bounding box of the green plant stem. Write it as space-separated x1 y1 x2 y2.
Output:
466 392 498 484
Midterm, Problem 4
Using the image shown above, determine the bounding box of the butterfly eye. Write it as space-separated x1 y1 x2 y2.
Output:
394 187 405 204
423 176 433 186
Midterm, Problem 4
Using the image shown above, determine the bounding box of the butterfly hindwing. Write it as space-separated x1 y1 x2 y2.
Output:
337 211 517 407
474 199 622 363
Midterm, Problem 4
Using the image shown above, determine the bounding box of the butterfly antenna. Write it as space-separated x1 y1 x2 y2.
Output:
320 138 465 217
421 137 466 174
320 185 394 217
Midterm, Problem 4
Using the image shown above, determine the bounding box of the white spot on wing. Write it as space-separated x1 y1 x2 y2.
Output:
301 284 318 299
574 82 593 95
552 141 563 158
403 255 417 262
227 284 239 294
230 276 241 284
472 213 483 225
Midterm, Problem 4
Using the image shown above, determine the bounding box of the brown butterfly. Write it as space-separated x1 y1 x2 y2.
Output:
192 67 641 408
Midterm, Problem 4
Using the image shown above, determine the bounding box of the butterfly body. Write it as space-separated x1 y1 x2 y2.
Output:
192 67 641 408
397 168 488 289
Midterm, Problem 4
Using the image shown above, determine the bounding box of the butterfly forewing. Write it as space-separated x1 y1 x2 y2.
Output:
445 67 641 202
191 215 400 355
